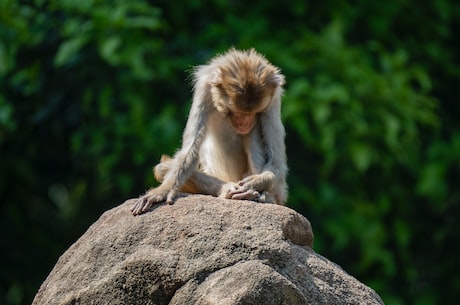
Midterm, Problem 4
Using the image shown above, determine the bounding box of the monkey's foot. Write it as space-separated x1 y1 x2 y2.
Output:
254 191 274 203
131 188 177 216
227 187 274 203
229 189 261 201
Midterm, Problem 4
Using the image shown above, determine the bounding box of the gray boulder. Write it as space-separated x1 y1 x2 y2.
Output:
33 195 384 305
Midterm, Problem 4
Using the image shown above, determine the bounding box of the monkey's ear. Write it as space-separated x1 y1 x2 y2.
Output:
210 69 222 86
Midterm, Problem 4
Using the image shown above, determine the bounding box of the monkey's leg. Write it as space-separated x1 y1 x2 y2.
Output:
154 155 225 196
154 156 272 201
153 155 173 182
229 188 274 203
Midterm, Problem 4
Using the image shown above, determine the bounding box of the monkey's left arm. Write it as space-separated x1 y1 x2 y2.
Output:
229 95 288 203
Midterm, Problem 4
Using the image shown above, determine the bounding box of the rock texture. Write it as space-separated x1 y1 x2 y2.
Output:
33 195 384 305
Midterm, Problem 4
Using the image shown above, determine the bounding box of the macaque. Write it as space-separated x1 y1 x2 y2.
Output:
131 48 288 215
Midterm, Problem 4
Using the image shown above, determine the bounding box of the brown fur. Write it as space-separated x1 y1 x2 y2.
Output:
131 48 288 215
211 49 283 113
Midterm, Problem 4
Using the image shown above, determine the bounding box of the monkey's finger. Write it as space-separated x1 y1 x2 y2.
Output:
227 186 248 197
131 198 146 215
231 189 260 200
166 190 176 205
141 198 153 213
130 202 137 213
226 188 239 198
238 177 259 189
238 177 251 186
131 198 143 214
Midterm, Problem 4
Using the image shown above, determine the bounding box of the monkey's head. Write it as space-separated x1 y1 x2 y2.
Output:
209 49 285 135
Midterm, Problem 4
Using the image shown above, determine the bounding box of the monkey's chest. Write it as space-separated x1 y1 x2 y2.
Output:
199 133 248 182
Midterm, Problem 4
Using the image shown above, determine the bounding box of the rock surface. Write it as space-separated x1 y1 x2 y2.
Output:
33 195 384 305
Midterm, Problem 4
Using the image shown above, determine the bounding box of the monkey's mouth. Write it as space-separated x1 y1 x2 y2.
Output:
229 113 257 135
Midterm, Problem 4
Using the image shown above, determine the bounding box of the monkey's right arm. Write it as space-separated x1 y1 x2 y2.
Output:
131 84 210 215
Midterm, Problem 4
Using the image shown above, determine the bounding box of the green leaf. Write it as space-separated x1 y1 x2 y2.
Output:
100 36 121 64
350 143 373 172
54 35 89 66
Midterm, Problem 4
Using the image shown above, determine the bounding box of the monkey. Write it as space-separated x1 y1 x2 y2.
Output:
131 48 288 215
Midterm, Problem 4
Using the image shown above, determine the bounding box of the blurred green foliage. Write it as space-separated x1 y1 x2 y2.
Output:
1 0 459 304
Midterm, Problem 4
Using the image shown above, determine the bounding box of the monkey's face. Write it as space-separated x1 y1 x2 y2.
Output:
228 112 257 135
208 55 283 135
211 85 271 135
224 93 272 135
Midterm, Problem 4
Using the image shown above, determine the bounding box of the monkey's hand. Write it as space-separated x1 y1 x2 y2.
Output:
221 182 261 202
236 172 275 193
131 186 177 216
219 181 273 203
219 182 259 200
226 172 275 202
228 187 262 201
218 182 240 199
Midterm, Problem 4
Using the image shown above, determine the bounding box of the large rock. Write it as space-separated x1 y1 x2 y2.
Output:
33 195 384 305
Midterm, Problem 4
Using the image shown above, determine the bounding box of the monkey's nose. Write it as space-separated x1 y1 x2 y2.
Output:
230 113 257 134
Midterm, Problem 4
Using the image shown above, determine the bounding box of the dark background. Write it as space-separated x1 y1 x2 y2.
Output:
1 1 459 304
